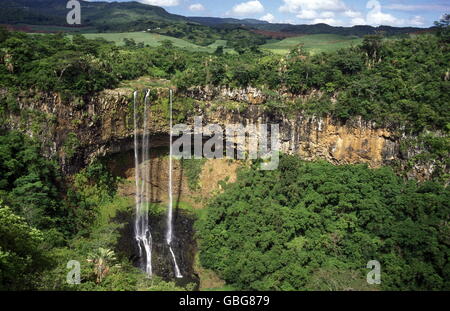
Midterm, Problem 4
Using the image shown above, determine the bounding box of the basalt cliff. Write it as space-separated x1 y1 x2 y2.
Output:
2 85 447 181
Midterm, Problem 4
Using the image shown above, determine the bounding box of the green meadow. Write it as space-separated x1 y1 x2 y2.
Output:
262 34 364 55
77 32 364 55
80 32 229 53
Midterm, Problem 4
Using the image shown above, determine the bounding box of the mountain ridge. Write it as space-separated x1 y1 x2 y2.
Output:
1 0 430 35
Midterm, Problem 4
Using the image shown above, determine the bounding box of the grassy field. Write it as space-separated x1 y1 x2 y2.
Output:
15 24 97 33
262 34 364 55
41 31 364 55
80 32 229 53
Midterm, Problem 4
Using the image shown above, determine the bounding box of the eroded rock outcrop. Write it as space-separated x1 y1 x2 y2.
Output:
2 85 446 180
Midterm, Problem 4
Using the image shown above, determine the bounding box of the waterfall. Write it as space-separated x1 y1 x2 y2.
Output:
132 89 182 279
133 90 153 277
167 89 183 278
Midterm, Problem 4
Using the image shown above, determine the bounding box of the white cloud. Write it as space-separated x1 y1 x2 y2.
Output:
366 10 402 25
385 4 448 12
296 10 318 19
409 15 425 26
229 1 265 16
351 17 367 25
278 0 427 27
279 0 345 24
366 0 403 26
344 10 362 18
189 3 205 12
321 11 335 18
260 13 276 23
279 0 346 13
138 0 180 7
296 10 336 20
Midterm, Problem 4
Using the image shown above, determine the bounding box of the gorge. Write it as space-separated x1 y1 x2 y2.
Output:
0 6 449 292
2 84 447 286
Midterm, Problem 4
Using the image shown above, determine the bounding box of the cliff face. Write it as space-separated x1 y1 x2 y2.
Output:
3 86 443 179
202 105 398 168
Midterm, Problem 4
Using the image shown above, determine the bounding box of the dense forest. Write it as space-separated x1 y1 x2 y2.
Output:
198 156 450 290
0 14 449 291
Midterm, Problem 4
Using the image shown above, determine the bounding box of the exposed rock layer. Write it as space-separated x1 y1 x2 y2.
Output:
4 87 443 179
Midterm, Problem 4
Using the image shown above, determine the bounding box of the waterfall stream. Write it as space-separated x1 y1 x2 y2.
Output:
167 89 183 278
133 89 182 279
133 90 153 277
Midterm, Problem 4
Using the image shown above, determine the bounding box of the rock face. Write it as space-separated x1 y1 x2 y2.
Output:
3 86 444 179
185 85 267 105
201 105 399 169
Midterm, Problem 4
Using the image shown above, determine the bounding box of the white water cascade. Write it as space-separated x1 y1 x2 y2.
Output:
167 89 183 278
133 90 153 277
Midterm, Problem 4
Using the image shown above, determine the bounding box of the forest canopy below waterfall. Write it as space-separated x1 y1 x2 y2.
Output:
198 156 450 290
0 15 449 292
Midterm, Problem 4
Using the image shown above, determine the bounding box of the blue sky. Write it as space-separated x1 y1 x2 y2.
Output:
89 0 449 27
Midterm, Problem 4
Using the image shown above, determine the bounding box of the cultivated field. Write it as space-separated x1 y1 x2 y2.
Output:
80 32 228 53
262 34 364 55
78 32 364 55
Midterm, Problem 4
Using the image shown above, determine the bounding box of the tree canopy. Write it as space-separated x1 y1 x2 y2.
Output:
198 156 450 290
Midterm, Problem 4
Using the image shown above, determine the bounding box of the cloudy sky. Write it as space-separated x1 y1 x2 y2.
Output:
89 0 449 27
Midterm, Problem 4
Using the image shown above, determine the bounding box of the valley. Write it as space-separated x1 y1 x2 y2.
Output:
0 0 448 293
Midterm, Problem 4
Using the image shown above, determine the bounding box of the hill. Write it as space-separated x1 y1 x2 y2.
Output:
187 16 427 37
1 0 187 29
1 0 269 46
1 0 433 47
252 23 428 37
188 17 269 27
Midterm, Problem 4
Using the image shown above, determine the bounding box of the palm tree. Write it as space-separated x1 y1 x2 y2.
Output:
87 248 118 284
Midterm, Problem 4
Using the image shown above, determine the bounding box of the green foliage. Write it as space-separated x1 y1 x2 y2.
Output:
62 132 80 160
0 30 193 96
1 26 448 132
0 131 62 229
38 193 186 291
0 128 187 291
434 14 450 44
175 31 449 132
197 156 450 290
0 203 51 290
398 134 450 181
182 159 207 191
214 46 224 56
63 161 120 236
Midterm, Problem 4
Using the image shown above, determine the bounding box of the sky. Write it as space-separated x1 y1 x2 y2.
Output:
88 0 450 27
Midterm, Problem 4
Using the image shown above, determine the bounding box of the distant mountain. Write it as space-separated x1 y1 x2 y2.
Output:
252 23 428 37
0 0 430 38
188 17 269 27
1 0 188 29
187 16 427 37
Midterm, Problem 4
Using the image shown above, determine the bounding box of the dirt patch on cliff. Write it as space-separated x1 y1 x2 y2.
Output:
197 159 240 203
113 148 240 208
